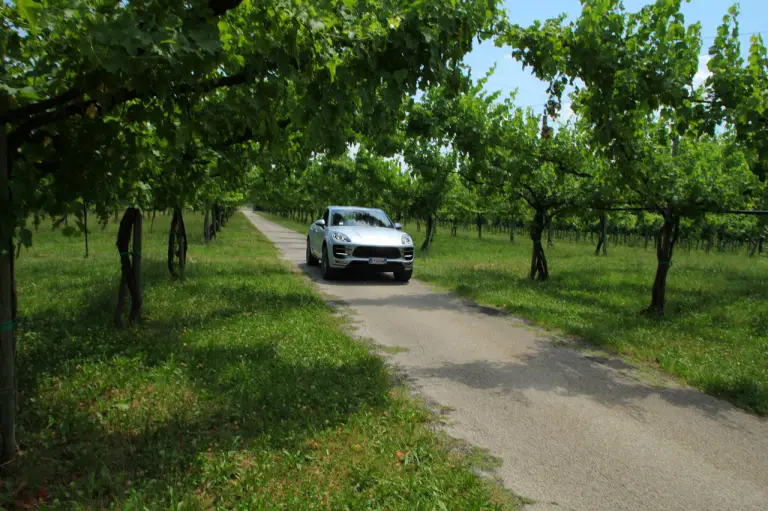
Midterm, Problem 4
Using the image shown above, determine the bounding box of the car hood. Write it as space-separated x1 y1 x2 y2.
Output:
331 226 411 245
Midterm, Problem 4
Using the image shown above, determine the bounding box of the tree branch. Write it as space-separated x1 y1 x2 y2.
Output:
541 156 593 178
1 0 245 125
0 87 83 124
7 72 259 152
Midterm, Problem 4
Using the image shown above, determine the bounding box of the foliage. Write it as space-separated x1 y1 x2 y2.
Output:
629 128 758 216
2 0 503 239
500 0 702 153
705 5 768 181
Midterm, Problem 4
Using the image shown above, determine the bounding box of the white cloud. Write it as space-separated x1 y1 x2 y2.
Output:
693 55 712 88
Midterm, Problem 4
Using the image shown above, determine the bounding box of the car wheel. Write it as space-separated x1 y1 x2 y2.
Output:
306 238 319 266
320 243 336 280
394 268 413 283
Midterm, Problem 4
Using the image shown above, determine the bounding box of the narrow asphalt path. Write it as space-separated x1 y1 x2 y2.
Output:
244 211 768 511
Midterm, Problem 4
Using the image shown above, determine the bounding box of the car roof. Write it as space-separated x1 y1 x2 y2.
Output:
328 206 384 212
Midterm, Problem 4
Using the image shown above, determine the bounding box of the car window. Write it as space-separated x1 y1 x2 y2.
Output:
331 209 393 228
322 209 329 227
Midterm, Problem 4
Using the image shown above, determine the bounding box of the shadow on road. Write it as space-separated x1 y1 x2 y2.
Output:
295 262 410 287
410 339 765 433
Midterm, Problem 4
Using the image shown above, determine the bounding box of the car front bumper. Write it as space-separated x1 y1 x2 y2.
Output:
328 243 414 270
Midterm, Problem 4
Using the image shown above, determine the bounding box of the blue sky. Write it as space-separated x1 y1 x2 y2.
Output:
463 0 768 116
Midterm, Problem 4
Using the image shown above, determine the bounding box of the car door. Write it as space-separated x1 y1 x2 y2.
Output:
311 208 329 255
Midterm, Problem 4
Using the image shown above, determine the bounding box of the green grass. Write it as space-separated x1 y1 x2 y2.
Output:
263 213 768 415
6 212 523 510
261 211 314 235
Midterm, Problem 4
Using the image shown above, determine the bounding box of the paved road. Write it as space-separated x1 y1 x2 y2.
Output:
244 211 768 511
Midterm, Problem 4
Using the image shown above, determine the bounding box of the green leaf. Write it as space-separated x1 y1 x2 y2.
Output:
17 0 43 26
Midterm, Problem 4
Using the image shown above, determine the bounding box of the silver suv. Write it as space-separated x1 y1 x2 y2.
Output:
306 206 414 282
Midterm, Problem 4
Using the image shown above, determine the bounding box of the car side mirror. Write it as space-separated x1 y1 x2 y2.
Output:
315 219 326 228
394 223 402 230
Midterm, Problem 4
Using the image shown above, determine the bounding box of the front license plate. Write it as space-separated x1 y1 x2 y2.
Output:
369 257 387 265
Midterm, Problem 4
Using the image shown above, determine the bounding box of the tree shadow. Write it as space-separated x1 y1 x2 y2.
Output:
20 342 389 497
296 262 410 287
409 339 768 433
12 256 393 506
16 259 325 396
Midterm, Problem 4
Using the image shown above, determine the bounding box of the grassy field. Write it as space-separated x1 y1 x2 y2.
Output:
262 213 768 416
5 212 522 509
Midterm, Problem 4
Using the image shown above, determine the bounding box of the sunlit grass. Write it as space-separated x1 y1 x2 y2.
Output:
6 212 522 509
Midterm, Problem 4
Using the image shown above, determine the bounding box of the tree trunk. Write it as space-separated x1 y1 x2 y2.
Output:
0 123 17 464
529 210 549 281
547 215 554 248
168 208 179 278
595 213 608 256
210 205 217 240
150 209 156 233
477 216 483 239
204 205 211 244
421 215 434 251
114 208 142 327
130 212 142 324
645 216 679 315
83 201 89 258
177 208 187 280
451 221 457 236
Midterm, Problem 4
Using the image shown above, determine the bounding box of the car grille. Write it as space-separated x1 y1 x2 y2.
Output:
332 245 347 258
403 247 414 261
352 246 402 259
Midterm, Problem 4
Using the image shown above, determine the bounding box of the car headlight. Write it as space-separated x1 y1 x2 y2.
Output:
401 234 413 245
331 231 351 243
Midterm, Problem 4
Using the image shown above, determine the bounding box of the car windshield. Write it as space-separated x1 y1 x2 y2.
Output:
331 209 393 228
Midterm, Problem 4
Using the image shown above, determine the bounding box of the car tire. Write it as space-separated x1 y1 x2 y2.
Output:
320 243 337 280
394 268 413 283
306 238 319 266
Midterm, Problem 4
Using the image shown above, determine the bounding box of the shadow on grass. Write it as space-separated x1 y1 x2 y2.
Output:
23 345 388 501
17 260 307 388
12 256 392 505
